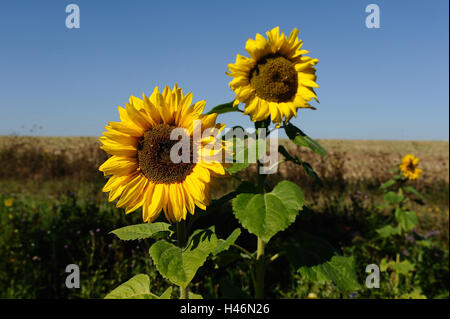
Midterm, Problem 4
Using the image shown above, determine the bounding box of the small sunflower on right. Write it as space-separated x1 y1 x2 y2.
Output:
226 26 319 127
400 154 422 180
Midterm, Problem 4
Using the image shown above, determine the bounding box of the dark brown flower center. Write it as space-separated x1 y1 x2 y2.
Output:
407 161 416 172
249 54 298 103
137 123 196 184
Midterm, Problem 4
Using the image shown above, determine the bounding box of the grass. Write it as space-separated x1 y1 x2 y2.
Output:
0 136 448 298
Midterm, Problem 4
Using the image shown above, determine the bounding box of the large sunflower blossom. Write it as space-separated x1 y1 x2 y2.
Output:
99 85 226 223
400 154 422 181
227 26 319 127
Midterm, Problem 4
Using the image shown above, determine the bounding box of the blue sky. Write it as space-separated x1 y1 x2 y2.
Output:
0 0 448 140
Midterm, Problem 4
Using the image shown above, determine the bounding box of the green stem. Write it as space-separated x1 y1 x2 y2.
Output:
177 220 189 299
255 236 265 299
254 140 267 298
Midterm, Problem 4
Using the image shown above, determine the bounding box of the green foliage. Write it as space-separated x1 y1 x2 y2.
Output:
284 123 327 156
225 136 251 174
384 191 404 205
376 225 401 238
278 145 323 186
206 101 240 115
232 181 305 243
212 228 241 256
403 186 425 201
225 136 266 174
286 233 360 291
394 208 418 232
110 222 173 241
149 228 219 288
105 274 172 299
380 179 396 190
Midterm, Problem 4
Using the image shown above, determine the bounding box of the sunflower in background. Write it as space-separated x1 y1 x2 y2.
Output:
4 198 13 207
99 85 226 223
400 154 422 180
227 26 319 127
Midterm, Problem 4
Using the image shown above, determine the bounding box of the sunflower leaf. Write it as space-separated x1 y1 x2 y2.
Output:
104 274 162 299
380 179 396 190
207 101 241 115
395 208 418 232
110 222 173 241
212 228 241 256
232 181 305 243
384 191 403 204
376 224 402 238
225 136 266 174
284 124 327 156
403 186 424 201
188 292 204 299
278 145 323 186
286 233 360 291
149 227 219 288
159 287 173 299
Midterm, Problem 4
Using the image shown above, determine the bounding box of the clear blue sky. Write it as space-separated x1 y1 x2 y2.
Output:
0 0 448 140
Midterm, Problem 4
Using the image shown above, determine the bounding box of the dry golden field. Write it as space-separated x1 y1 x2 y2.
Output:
0 136 448 186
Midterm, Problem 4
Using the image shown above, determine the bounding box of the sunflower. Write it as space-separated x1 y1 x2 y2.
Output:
400 154 422 180
99 85 226 223
227 26 319 127
4 198 13 207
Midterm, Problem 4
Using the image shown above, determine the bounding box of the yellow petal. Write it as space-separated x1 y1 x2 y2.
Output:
143 183 165 223
99 156 138 176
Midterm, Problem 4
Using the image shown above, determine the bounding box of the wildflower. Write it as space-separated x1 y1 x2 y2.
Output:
400 154 422 180
99 85 226 223
307 292 318 299
4 198 13 207
227 27 318 127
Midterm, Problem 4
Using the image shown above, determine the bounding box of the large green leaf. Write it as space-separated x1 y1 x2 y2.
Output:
110 222 173 241
206 101 241 115
284 124 327 156
232 181 305 243
104 274 170 299
395 208 418 232
287 234 360 291
149 228 218 288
